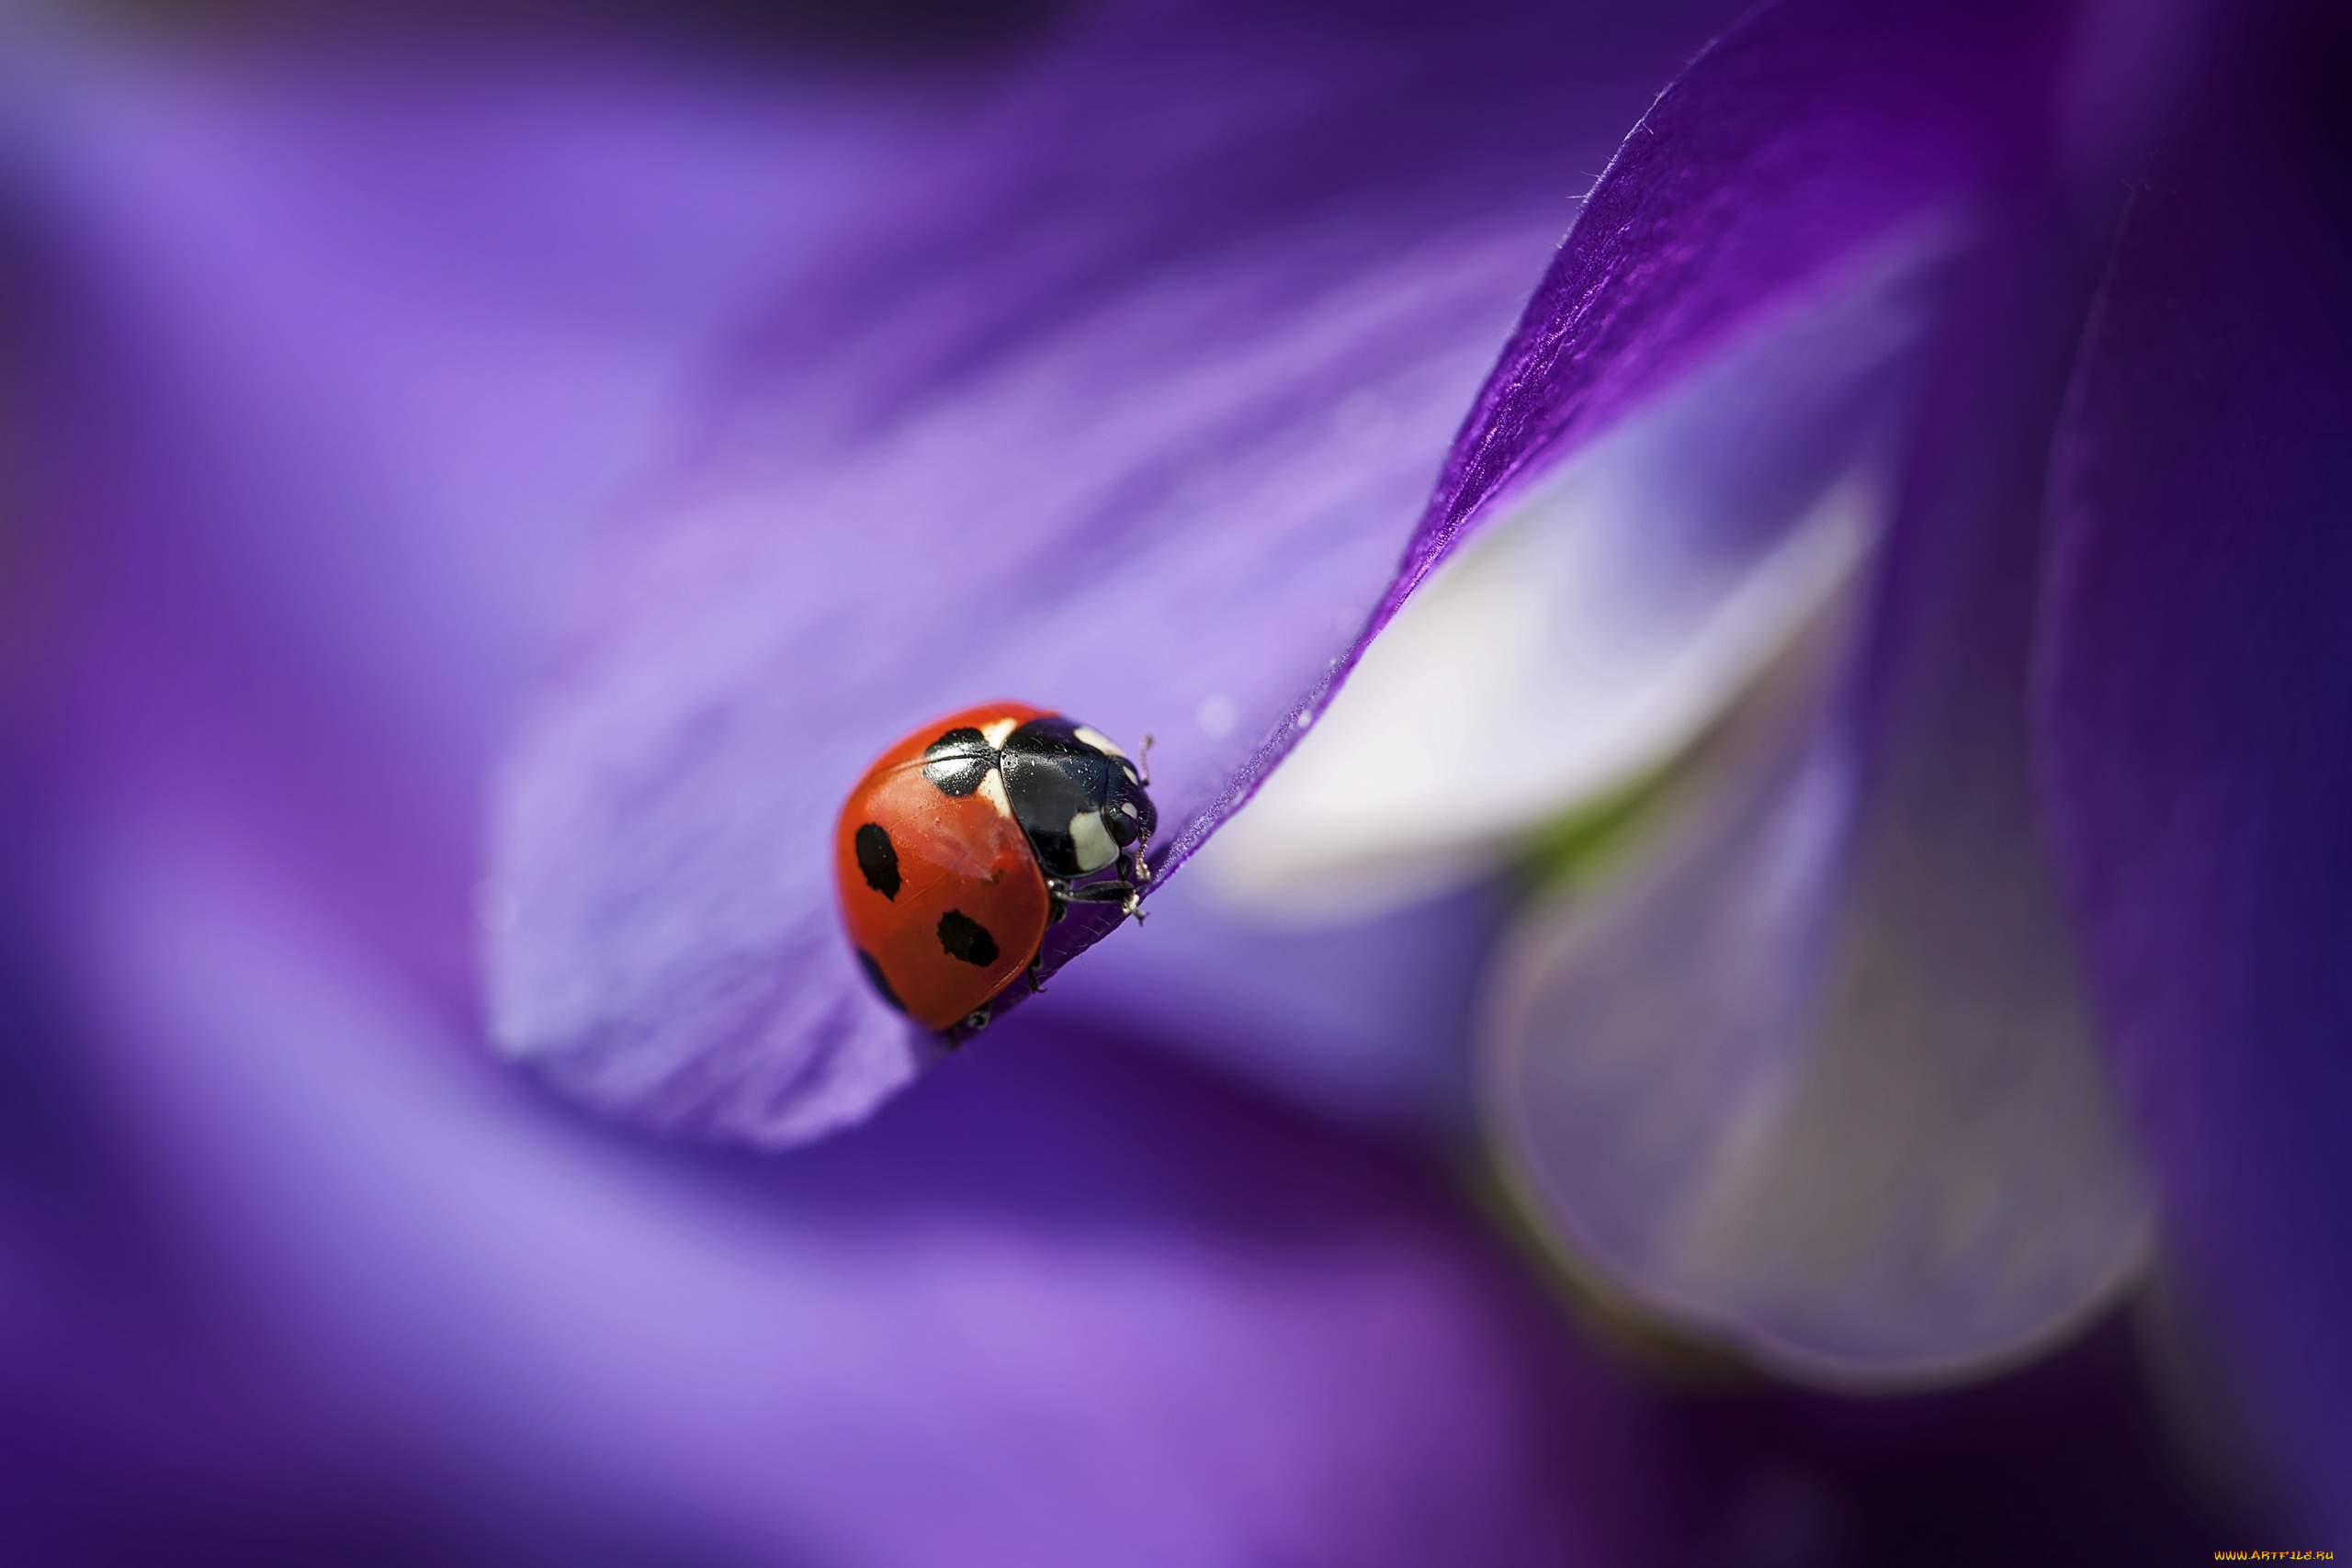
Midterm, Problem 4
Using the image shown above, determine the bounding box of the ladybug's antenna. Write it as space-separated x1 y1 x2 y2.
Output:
1136 732 1155 787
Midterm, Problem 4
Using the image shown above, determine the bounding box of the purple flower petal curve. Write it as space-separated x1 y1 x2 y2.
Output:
978 220 1930 1133
1196 0 2088 887
484 0 1749 1143
1396 0 2077 592
1057 0 2088 1137
2037 7 2352 1531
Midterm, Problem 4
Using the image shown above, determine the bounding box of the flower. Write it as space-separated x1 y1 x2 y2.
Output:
1 0 2332 1560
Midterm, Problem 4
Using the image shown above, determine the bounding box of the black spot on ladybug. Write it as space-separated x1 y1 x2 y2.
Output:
922 727 996 796
936 908 1000 966
855 949 907 1013
854 822 901 899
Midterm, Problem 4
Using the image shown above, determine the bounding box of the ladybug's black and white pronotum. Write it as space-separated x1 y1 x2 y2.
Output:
834 703 1156 1032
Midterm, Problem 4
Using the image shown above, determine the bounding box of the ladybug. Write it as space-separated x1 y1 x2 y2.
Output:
834 702 1157 1032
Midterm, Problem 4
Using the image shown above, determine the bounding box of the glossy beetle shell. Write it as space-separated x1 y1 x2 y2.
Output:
834 703 1056 1031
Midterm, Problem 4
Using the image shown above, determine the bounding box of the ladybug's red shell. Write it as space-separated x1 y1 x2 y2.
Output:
834 702 1055 1031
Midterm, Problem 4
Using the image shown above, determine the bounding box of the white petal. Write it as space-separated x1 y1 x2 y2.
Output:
1481 618 2152 1389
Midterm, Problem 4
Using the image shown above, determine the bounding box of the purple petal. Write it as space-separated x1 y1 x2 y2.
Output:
2037 10 2352 1531
1486 189 2150 1382
1200 0 2087 883
485 0 1747 1143
1071 0 2076 1130
1397 0 2076 592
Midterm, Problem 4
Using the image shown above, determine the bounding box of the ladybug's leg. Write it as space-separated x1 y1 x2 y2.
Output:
1025 946 1048 995
1059 879 1143 920
1135 733 1155 787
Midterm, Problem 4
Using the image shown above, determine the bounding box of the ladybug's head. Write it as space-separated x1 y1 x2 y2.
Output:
1100 750 1157 856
